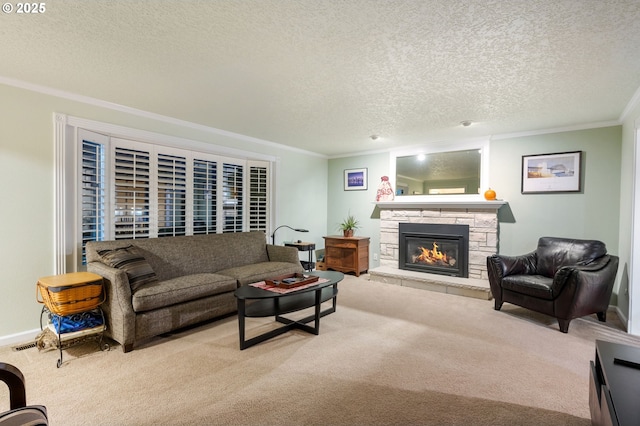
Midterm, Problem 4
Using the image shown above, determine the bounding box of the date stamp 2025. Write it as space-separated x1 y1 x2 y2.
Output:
2 2 46 14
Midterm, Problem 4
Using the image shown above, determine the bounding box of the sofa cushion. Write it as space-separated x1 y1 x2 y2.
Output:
98 245 158 291
131 273 236 313
219 261 305 286
502 274 554 300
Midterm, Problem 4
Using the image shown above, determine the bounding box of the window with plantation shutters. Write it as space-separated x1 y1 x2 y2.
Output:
68 122 273 270
80 136 106 264
222 162 244 233
193 158 217 235
157 152 187 237
113 145 151 239
56 116 278 272
248 163 268 232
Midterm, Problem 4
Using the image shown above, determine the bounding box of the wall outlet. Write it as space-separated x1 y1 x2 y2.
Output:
373 253 378 261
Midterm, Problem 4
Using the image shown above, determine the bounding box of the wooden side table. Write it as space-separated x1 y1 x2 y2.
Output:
323 235 369 276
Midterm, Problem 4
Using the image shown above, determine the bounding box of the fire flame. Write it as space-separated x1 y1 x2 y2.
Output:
413 242 454 266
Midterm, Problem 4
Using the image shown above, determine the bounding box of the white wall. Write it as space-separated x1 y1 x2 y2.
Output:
619 99 640 330
0 83 328 342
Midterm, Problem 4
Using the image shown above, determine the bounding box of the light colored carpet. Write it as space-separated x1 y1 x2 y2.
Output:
2 274 639 425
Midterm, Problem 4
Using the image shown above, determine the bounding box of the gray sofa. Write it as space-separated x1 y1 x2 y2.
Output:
86 232 303 352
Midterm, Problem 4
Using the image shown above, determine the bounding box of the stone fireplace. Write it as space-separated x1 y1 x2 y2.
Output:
370 200 504 299
399 223 469 278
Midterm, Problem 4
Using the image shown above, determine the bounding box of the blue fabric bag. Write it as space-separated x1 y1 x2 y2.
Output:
51 311 104 334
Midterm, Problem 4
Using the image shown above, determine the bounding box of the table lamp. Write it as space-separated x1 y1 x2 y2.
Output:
271 225 308 245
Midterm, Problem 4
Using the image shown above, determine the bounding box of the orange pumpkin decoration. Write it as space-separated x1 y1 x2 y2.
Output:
484 188 496 200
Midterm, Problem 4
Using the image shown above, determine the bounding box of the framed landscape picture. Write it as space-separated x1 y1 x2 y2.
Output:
521 151 582 193
344 168 368 191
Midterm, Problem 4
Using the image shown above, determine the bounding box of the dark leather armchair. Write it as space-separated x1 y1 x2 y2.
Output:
0 363 48 425
486 237 619 333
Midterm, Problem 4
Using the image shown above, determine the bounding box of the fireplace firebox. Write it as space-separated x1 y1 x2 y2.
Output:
398 223 469 278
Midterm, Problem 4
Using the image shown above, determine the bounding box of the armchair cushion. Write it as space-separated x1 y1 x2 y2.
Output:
535 237 607 277
502 274 554 300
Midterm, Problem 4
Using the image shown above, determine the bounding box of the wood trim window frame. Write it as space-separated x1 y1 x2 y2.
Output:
54 113 277 274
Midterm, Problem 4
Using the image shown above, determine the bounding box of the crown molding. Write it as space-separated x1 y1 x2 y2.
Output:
489 120 621 141
330 121 622 160
59 113 278 162
1 75 631 160
620 84 640 123
0 75 327 159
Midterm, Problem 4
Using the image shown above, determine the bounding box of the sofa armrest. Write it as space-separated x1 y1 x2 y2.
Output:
266 244 301 264
86 261 136 352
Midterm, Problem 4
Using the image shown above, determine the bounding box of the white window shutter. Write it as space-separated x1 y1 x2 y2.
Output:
221 161 244 233
193 157 218 234
157 152 187 237
248 161 269 233
79 130 107 266
112 144 151 240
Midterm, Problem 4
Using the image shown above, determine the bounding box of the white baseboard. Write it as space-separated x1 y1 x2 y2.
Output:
0 328 41 349
612 304 629 332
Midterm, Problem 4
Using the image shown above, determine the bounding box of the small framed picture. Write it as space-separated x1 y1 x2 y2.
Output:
344 168 368 191
521 151 582 193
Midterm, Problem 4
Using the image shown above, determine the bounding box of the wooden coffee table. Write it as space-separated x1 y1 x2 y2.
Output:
234 270 344 350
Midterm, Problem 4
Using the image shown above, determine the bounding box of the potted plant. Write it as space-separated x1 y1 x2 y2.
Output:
338 213 359 237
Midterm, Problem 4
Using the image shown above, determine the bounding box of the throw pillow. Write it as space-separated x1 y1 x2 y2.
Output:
98 245 157 291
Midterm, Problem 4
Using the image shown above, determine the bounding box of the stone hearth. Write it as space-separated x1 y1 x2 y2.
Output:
369 266 492 300
370 200 505 300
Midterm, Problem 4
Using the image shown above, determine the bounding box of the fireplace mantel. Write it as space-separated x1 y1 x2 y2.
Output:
375 199 506 210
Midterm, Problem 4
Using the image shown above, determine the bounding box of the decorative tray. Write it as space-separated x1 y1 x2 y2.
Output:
265 273 319 289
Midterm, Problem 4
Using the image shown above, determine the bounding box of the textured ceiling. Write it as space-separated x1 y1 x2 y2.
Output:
1 0 640 156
